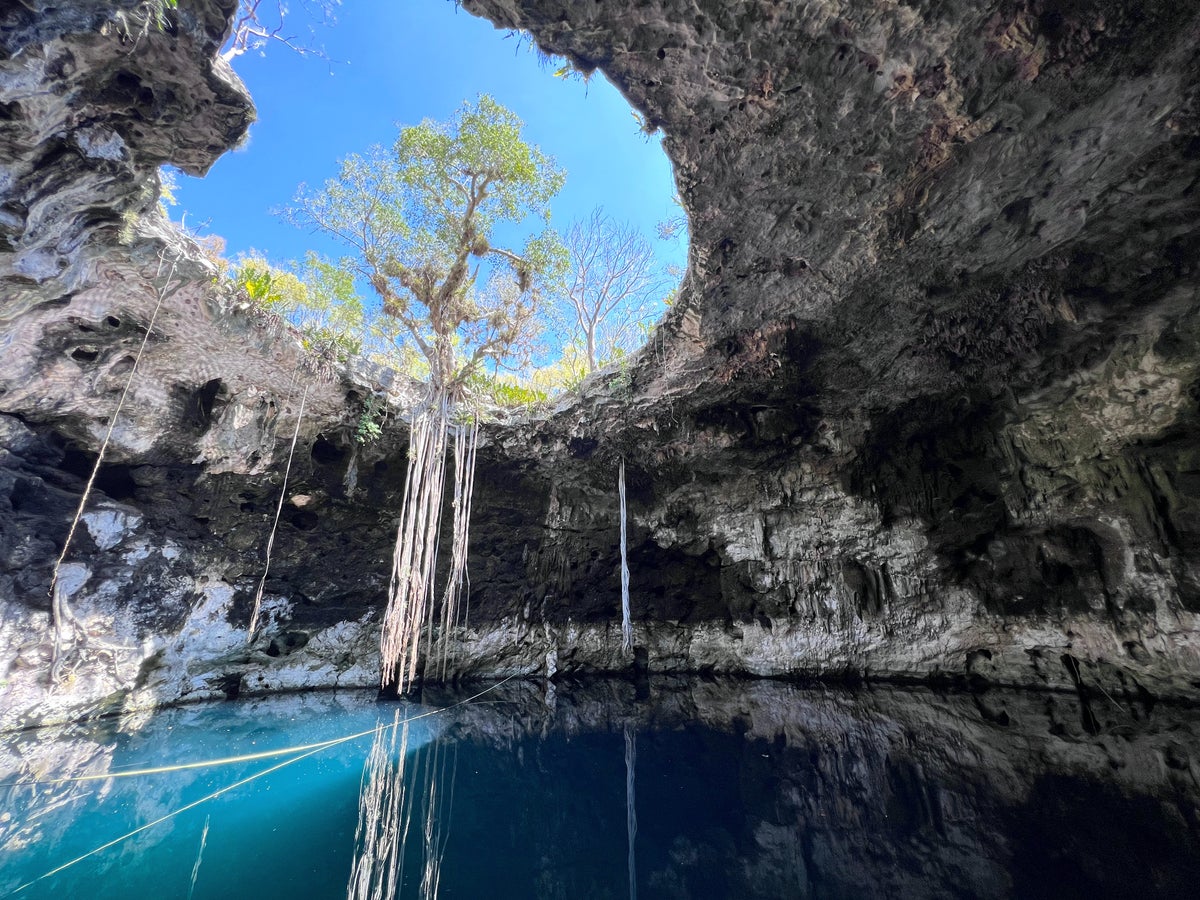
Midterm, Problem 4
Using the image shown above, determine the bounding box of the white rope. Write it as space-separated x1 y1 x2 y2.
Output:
249 383 310 637
48 249 180 683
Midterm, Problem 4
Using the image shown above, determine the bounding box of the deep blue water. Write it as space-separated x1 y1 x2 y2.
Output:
3 680 1200 899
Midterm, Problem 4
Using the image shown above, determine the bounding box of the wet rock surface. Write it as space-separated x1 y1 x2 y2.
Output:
2 0 1200 724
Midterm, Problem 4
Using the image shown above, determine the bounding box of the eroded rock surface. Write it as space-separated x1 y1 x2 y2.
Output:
2 0 1200 725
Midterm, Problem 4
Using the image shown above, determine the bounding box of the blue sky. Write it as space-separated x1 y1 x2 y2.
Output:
174 0 686 278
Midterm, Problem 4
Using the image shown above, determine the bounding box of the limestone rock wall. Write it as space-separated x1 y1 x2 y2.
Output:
2 0 1200 725
0 0 385 727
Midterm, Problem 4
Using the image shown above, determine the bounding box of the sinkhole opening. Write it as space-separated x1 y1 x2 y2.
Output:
171 0 689 400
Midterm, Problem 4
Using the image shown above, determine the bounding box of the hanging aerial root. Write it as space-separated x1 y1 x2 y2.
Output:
381 396 449 692
620 457 632 654
347 711 410 900
433 413 479 681
379 389 482 692
187 815 210 900
418 736 456 899
47 249 181 685
625 723 638 900
248 383 310 637
347 711 459 900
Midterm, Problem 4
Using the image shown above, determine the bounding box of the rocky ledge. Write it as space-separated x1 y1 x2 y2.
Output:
2 0 1200 727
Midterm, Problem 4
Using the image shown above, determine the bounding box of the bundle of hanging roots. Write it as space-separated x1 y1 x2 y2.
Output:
379 387 480 694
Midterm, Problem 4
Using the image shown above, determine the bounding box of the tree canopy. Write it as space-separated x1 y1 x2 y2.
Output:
286 95 565 396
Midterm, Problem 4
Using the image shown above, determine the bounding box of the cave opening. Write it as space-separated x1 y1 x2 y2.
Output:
59 442 139 502
171 0 689 386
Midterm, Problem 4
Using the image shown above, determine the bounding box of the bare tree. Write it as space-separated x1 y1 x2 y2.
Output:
557 208 666 372
221 0 340 63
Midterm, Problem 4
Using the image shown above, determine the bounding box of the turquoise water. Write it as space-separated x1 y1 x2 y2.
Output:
3 680 1200 899
1 692 424 899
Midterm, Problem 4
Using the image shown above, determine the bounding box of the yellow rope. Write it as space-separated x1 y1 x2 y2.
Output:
12 747 323 894
10 675 519 893
11 731 363 787
5 675 516 789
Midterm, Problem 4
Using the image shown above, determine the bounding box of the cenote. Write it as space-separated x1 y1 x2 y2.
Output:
6 1 1200 899
4 679 1200 899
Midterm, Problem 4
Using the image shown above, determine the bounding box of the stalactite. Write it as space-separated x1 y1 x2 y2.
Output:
249 383 309 637
344 442 360 498
620 457 632 654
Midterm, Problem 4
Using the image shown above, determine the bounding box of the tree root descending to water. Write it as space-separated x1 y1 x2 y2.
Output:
380 392 480 694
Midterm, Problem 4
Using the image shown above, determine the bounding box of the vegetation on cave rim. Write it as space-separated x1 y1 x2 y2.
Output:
217 90 674 687
82 2 682 693
89 1 681 697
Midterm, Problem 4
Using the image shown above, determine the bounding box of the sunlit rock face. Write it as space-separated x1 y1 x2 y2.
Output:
2 0 1200 725
0 1 374 727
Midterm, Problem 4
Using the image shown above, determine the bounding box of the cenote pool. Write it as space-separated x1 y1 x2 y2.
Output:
2 679 1199 899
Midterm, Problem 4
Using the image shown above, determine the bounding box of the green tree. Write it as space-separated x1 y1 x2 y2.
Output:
286 94 565 397
284 96 566 693
232 252 366 360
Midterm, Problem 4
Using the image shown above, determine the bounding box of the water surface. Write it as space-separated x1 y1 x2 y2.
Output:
3 679 1199 899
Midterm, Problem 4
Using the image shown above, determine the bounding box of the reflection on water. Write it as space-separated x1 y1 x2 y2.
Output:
348 712 455 900
2 679 1200 899
348 712 412 900
625 724 637 900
